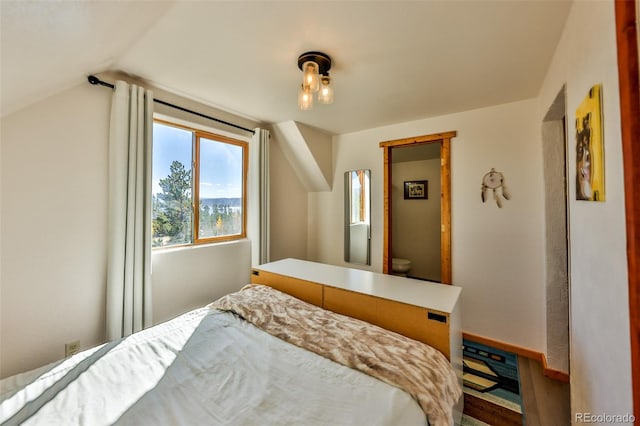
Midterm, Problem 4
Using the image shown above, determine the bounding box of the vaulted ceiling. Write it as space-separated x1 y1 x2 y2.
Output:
1 1 572 135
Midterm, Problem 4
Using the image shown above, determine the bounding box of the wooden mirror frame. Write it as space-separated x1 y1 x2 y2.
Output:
379 131 456 284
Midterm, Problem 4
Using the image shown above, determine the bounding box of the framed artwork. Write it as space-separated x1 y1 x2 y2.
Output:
576 84 605 201
404 180 428 200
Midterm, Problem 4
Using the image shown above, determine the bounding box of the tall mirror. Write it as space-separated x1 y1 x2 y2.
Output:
344 170 371 265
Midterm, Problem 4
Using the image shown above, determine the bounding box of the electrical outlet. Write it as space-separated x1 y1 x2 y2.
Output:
65 340 80 357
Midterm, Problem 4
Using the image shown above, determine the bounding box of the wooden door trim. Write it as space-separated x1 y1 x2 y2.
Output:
441 138 452 284
380 131 456 283
379 131 458 148
615 0 640 418
463 332 569 383
382 146 392 274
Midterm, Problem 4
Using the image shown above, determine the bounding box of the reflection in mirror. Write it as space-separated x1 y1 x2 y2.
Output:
344 170 371 265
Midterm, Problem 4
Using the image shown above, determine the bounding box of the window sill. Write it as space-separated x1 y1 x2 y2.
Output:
151 237 249 254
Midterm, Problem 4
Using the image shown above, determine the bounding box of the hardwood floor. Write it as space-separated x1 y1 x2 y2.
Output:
517 357 570 425
463 392 523 426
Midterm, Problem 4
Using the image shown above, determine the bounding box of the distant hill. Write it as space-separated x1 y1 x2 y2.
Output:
200 198 241 208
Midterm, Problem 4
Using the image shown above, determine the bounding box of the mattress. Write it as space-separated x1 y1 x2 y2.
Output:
1 306 428 425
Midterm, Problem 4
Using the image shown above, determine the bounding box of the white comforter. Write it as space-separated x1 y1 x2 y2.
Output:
1 308 427 425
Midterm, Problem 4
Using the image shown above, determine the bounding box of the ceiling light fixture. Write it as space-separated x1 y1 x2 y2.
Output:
297 51 333 110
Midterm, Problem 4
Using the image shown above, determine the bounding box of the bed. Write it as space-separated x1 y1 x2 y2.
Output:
1 262 462 426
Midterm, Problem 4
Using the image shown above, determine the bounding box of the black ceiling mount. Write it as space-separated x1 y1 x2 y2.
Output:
87 75 114 88
297 51 332 75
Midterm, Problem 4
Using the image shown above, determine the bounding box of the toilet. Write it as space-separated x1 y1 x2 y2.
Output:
391 258 412 277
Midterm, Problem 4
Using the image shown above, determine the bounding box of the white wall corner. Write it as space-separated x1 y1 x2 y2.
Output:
271 121 332 192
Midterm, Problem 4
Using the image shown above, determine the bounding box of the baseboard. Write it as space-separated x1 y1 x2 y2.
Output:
463 332 570 384
539 354 570 383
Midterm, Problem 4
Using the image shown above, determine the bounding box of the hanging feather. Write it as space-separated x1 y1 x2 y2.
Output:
502 185 510 200
494 188 502 208
481 185 486 202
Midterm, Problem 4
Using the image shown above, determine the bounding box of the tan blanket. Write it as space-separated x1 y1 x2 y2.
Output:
209 284 461 425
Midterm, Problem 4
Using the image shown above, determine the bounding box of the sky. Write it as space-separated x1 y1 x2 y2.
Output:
152 122 243 199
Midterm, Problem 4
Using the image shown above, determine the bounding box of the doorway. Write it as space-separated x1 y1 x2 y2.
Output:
379 131 456 284
542 87 570 374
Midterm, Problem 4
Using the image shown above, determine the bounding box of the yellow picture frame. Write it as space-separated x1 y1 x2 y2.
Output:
575 84 605 201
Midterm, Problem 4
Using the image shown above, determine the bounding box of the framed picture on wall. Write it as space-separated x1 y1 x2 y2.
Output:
575 84 605 201
404 180 428 200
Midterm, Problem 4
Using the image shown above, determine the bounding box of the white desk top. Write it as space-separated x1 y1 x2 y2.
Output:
254 258 461 314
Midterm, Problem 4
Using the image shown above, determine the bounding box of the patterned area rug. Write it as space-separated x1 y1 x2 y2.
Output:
461 340 523 426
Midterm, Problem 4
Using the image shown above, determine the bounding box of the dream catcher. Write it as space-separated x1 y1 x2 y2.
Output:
481 168 510 208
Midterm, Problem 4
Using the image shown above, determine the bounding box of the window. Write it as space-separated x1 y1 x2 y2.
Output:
152 120 247 248
350 170 369 224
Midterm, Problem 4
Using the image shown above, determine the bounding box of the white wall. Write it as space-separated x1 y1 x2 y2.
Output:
269 134 309 262
310 98 547 351
537 0 632 418
1 84 111 378
0 82 259 378
392 159 441 281
296 122 333 189
151 241 250 323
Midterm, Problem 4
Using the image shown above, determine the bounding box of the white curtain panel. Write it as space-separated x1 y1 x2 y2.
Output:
106 81 153 341
249 128 270 266
258 129 270 264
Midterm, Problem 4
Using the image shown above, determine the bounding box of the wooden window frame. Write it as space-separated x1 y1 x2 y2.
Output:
153 119 248 248
193 130 248 244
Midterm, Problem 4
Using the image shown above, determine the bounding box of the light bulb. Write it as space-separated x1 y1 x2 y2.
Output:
318 76 334 104
298 85 313 110
302 61 319 92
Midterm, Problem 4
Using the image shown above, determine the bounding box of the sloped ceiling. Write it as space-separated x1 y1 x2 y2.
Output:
271 121 333 192
1 1 572 135
0 1 173 117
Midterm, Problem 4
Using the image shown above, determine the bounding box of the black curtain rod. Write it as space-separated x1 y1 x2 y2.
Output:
87 75 255 134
